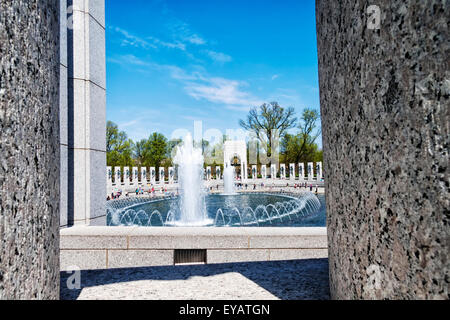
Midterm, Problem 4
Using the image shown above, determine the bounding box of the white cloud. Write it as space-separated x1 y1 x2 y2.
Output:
165 18 207 46
108 55 264 112
107 54 151 67
111 26 190 53
108 54 205 83
184 77 263 110
112 27 156 50
118 120 139 128
271 74 280 80
147 36 186 51
184 34 206 45
204 50 232 63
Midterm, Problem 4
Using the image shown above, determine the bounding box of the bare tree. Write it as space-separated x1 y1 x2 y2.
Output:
239 102 297 159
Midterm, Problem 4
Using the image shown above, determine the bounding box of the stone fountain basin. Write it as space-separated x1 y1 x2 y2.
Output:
60 226 327 271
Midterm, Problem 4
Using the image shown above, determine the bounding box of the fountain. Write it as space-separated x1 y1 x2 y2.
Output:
171 133 210 226
106 192 324 227
223 163 236 195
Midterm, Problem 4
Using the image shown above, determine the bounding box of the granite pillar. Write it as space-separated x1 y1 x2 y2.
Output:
316 0 449 299
0 0 60 299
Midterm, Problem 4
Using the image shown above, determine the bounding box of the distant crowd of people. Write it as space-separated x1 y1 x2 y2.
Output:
206 182 320 194
107 185 177 201
108 181 321 201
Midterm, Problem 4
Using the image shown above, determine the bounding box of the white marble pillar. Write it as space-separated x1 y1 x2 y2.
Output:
262 165 267 179
298 163 305 181
169 167 175 184
114 167 121 187
206 166 211 180
289 164 295 181
141 167 147 185
106 166 112 185
316 162 323 181
271 164 277 179
150 167 156 184
216 166 221 180
132 167 139 187
307 162 314 181
280 164 286 180
123 167 131 187
106 166 112 186
243 162 248 181
159 167 165 184
252 165 257 180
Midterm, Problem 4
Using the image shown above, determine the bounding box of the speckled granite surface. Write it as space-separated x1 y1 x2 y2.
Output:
60 259 330 300
316 0 449 299
0 0 60 299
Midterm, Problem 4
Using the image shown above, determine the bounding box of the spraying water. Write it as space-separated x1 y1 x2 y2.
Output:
223 163 236 194
173 133 208 225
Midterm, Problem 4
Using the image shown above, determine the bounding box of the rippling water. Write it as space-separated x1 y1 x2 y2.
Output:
107 193 326 227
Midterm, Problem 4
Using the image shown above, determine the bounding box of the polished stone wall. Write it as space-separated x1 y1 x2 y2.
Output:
67 0 106 226
316 0 449 299
0 0 60 299
60 0 69 227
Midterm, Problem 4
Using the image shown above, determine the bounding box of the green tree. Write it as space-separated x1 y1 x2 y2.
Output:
146 132 168 171
281 133 320 163
239 102 297 160
106 121 134 167
298 108 321 147
280 108 322 164
134 138 149 166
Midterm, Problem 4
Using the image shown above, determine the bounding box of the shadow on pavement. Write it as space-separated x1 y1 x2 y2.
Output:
60 258 330 300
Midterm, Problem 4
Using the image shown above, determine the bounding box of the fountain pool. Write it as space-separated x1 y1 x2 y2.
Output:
106 192 325 227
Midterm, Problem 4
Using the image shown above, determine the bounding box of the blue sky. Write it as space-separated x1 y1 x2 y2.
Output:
106 0 320 146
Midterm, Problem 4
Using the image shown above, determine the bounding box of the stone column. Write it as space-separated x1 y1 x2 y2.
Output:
280 164 286 180
141 167 147 185
316 162 323 181
216 166 221 180
169 167 175 184
68 0 106 225
262 165 267 180
298 163 305 181
0 0 60 299
307 162 313 181
289 164 295 181
150 167 156 184
271 164 277 180
132 167 139 187
114 167 121 188
123 166 130 188
317 0 449 299
252 165 257 180
159 167 165 184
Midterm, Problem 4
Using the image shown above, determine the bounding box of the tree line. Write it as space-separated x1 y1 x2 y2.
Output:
107 102 323 173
